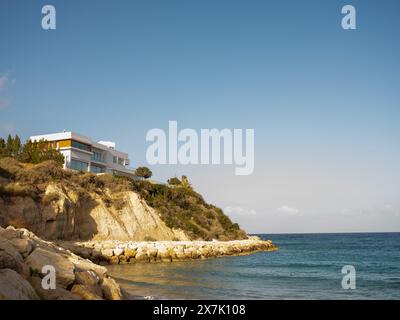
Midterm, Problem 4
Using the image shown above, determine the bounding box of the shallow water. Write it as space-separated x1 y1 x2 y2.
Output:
106 233 400 299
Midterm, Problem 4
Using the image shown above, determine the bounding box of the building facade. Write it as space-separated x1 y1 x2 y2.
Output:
29 131 135 178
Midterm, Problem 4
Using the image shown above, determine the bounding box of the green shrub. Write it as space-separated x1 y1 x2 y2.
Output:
134 167 152 179
130 178 247 240
17 161 65 184
167 177 181 185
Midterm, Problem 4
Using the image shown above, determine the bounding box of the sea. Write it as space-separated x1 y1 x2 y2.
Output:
106 233 400 300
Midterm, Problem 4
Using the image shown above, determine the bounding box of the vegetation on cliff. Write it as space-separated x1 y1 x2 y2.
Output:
131 177 246 240
0 135 64 166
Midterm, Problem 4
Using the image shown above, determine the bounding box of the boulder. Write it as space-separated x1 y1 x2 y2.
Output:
10 238 34 257
25 248 75 288
0 269 39 300
0 236 25 273
174 247 186 260
91 249 103 261
74 270 99 286
28 276 81 300
113 247 124 256
124 247 136 258
101 242 116 249
135 249 149 262
157 247 172 262
67 255 107 279
109 256 120 265
101 248 114 257
71 284 103 300
184 247 194 259
101 277 122 300
0 226 21 240
119 255 128 264
191 249 201 259
147 246 158 258
73 246 92 259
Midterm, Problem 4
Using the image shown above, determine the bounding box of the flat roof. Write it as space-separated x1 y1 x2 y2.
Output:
29 131 129 158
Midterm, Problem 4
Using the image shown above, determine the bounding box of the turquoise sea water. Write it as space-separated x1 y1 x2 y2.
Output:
106 233 400 299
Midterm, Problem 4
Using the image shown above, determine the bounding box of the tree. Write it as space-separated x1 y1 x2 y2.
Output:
134 166 152 180
181 175 192 189
0 138 5 157
167 177 181 186
13 135 22 158
5 134 14 157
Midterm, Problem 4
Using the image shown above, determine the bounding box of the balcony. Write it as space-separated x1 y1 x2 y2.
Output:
91 155 106 164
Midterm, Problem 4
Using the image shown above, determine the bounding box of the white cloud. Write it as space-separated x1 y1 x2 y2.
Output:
276 205 300 215
224 206 257 216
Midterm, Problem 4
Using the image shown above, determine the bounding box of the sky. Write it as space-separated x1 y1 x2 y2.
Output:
1 0 399 233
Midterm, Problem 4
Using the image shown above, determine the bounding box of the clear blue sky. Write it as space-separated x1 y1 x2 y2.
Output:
1 0 399 233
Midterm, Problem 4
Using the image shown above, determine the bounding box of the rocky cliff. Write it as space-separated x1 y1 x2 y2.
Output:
0 183 188 241
0 158 246 241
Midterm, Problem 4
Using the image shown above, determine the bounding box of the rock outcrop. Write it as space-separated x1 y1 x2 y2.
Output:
0 225 127 300
0 183 189 242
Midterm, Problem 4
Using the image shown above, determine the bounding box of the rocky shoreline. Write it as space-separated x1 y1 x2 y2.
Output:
1 224 277 300
58 237 278 265
0 226 126 300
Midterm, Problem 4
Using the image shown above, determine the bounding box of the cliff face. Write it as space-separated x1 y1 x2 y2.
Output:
0 183 189 241
0 158 245 241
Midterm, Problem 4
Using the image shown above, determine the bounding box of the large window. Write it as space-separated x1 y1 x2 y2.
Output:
90 164 105 174
69 159 88 172
71 140 91 152
91 150 104 163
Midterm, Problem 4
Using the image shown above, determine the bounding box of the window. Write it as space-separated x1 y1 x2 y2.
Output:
71 140 91 152
113 156 117 163
69 159 88 172
118 158 124 165
90 164 105 174
91 150 104 162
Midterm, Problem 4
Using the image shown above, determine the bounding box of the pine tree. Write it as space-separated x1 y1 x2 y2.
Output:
13 135 22 159
134 166 153 180
0 137 5 157
5 134 14 157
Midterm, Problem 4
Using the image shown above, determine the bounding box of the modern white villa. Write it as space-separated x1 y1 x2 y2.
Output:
29 131 136 178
